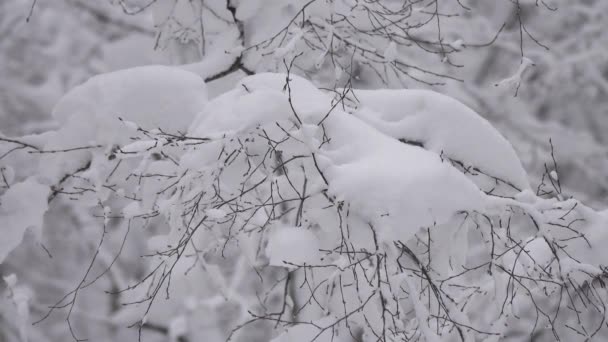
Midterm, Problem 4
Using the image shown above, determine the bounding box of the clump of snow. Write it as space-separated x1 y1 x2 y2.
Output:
550 170 558 181
190 73 488 243
449 39 465 50
515 188 537 204
189 72 329 137
0 178 49 263
344 88 530 194
3 274 17 287
266 225 320 268
318 106 487 242
51 65 207 141
179 28 242 80
118 139 164 156
38 65 207 182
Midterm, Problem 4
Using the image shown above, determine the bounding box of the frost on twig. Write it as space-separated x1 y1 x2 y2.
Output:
495 57 535 96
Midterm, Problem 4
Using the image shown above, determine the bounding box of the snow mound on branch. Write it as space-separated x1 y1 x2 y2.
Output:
345 88 530 193
190 73 486 241
39 66 207 182
0 179 49 263
318 105 486 242
52 65 207 144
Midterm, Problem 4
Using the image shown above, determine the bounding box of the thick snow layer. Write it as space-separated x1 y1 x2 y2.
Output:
0 179 49 263
39 65 207 182
345 88 530 192
318 102 487 242
52 65 207 141
190 73 487 242
2 274 32 342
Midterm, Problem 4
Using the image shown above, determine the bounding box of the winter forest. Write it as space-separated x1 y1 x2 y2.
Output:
1 0 608 341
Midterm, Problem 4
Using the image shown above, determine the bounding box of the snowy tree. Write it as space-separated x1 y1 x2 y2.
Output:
123 0 608 205
1 1 608 342
2 67 608 341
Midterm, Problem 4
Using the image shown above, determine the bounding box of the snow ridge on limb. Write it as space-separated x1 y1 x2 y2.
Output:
340 88 531 196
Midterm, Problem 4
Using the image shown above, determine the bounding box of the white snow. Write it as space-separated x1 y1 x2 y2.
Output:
0 179 49 263
318 106 487 242
550 170 558 180
190 73 489 243
343 88 531 193
52 65 207 137
449 39 465 50
118 139 162 156
266 225 320 268
38 65 207 182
